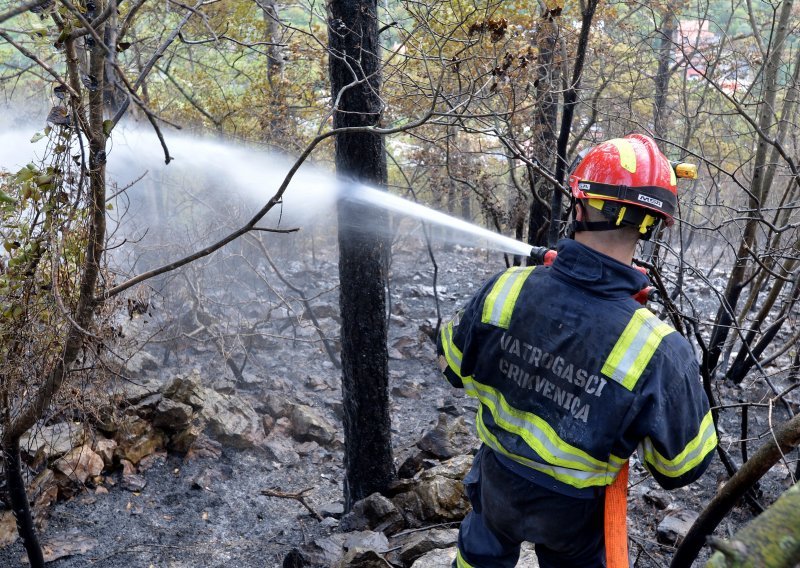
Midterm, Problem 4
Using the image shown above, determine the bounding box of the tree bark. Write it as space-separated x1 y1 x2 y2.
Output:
653 8 676 139
547 0 599 247
328 0 394 510
526 5 559 249
2 439 44 568
705 482 800 567
2 14 109 565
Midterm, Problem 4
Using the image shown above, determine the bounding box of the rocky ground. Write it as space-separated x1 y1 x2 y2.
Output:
0 236 794 567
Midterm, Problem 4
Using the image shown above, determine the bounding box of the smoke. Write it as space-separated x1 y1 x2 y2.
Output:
0 127 51 170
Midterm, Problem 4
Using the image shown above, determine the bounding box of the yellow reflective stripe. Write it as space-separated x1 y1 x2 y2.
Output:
481 267 535 329
456 549 475 568
602 308 675 390
476 407 620 488
439 319 466 378
462 375 608 473
639 411 717 478
609 454 627 467
608 138 637 173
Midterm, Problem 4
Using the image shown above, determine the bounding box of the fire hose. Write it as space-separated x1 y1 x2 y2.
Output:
528 245 658 568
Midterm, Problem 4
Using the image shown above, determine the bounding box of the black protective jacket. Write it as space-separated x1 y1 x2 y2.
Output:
437 239 716 495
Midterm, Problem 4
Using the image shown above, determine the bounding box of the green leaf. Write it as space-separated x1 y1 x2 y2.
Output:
34 174 54 187
0 189 16 204
102 120 114 136
15 169 34 183
30 132 45 143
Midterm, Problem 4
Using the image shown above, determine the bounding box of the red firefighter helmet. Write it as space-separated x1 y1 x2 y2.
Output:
568 134 678 236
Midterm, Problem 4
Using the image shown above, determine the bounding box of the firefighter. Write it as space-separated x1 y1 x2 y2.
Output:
438 134 717 568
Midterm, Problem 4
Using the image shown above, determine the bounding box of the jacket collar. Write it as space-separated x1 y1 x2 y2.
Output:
550 239 649 298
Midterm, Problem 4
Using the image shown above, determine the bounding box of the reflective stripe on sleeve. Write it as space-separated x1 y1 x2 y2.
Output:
481 267 535 329
439 319 465 378
602 308 675 390
638 410 717 478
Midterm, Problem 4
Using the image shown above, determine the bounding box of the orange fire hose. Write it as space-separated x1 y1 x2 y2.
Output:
604 460 629 568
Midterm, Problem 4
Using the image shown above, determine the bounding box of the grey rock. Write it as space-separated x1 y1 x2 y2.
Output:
171 417 205 454
163 373 205 409
319 501 345 519
336 549 391 568
199 389 265 448
340 493 405 534
30 468 60 510
388 528 458 566
93 437 117 468
52 445 104 485
305 375 332 391
164 371 265 449
290 404 336 446
184 434 223 461
124 350 160 375
412 285 447 297
392 456 472 527
410 543 538 567
120 378 163 406
417 414 473 460
388 347 405 360
410 548 456 568
642 488 671 510
264 434 300 466
327 399 345 421
152 398 194 432
259 393 292 419
300 531 389 567
343 531 390 553
303 303 339 320
121 473 147 492
21 422 87 461
392 382 422 400
657 508 699 545
113 415 166 465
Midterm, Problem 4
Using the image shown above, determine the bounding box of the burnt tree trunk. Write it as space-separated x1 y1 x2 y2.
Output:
526 5 559 250
2 440 44 568
328 0 394 510
547 0 599 246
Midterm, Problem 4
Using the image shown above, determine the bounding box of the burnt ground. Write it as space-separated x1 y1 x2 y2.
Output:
0 235 796 568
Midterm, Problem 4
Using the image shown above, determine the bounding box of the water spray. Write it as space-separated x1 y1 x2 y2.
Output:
341 183 534 257
1 125 536 257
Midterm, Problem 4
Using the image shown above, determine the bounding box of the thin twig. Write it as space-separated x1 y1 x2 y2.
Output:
0 0 48 25
260 487 323 521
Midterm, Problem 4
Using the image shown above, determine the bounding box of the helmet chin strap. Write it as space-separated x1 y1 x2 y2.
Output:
569 201 659 241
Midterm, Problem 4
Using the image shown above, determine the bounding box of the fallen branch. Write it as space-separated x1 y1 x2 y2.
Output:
261 487 323 521
670 413 800 567
705 481 800 567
